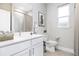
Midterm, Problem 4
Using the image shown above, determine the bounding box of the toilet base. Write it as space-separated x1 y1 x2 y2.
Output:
46 46 56 52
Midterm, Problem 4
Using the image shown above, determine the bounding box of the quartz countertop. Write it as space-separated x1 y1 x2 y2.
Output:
0 32 43 48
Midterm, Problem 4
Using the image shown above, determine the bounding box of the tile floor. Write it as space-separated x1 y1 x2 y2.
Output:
44 50 74 56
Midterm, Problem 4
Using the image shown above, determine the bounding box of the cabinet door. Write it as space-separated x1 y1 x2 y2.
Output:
33 42 43 56
0 40 31 56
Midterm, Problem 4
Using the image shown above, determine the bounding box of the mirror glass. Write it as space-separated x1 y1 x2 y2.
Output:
12 3 33 32
0 3 33 33
0 3 11 32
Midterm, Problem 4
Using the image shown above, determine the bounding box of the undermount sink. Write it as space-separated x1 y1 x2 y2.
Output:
0 33 14 42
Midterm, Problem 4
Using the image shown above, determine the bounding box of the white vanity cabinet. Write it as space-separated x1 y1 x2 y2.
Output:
31 37 43 56
0 35 44 56
31 42 43 56
0 40 31 56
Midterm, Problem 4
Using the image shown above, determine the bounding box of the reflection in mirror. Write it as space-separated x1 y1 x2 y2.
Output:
12 3 33 32
0 3 11 32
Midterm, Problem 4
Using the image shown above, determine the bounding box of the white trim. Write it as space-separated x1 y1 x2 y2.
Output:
57 46 74 54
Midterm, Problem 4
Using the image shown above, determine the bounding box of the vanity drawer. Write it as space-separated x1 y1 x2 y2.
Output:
0 40 31 56
12 48 29 56
32 37 43 45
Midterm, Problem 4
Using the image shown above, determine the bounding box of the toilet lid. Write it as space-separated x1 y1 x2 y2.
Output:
46 40 57 44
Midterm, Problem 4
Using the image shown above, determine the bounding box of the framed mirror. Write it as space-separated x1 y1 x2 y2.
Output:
38 11 45 27
0 3 33 33
12 3 33 32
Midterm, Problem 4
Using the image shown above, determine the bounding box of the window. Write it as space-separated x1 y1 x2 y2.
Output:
57 4 70 28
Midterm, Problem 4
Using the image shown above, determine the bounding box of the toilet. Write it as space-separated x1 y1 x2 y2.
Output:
46 37 60 52
46 40 58 52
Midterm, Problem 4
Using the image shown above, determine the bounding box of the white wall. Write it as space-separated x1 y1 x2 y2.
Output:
46 4 57 41
32 3 47 34
46 3 74 53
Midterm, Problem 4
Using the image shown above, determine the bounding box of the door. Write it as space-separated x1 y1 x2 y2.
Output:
74 3 79 56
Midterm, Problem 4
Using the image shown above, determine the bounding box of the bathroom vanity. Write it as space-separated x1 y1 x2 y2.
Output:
0 33 44 56
0 3 45 56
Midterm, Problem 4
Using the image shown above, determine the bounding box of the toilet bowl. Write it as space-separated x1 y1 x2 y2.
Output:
46 40 58 52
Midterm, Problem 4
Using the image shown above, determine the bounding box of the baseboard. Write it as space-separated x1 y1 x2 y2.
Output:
57 46 74 54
